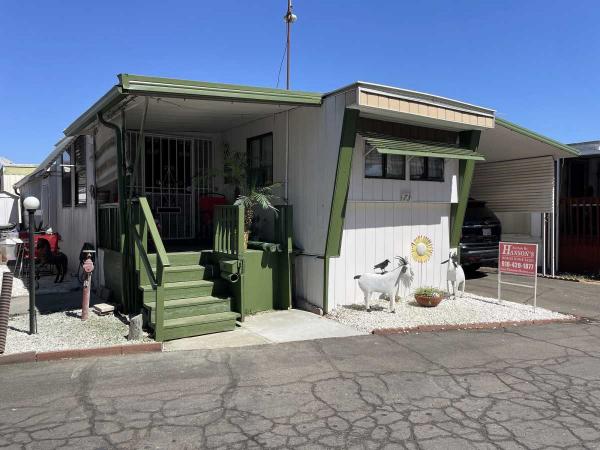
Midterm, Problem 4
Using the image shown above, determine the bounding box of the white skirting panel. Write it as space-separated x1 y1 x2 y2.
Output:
328 202 450 310
294 255 324 309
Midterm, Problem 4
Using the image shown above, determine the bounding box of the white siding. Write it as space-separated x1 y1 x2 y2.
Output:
328 202 450 309
55 135 97 272
470 157 554 213
287 93 348 307
0 193 19 225
219 94 349 308
327 140 457 310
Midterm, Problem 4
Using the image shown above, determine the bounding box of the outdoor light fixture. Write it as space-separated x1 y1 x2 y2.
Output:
23 196 39 334
23 196 40 212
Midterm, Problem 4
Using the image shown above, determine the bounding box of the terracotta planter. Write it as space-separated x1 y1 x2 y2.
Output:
415 294 444 307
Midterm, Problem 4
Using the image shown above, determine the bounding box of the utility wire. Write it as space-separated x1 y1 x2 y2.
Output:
276 42 287 89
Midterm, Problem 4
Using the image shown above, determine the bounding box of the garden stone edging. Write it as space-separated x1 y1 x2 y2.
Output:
0 342 162 365
372 316 582 335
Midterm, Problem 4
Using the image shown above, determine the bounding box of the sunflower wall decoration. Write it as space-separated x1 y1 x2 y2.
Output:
411 235 433 263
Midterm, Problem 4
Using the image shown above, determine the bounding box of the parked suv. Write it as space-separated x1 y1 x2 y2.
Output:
459 199 501 271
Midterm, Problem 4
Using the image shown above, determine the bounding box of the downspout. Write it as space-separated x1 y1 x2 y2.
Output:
97 111 131 312
285 110 290 202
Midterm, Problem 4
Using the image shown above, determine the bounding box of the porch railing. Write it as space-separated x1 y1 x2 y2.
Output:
131 197 170 341
97 203 120 251
213 205 245 258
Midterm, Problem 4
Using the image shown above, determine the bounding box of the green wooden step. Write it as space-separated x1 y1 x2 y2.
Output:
147 252 201 267
144 296 231 322
139 264 215 285
140 279 228 302
160 312 239 341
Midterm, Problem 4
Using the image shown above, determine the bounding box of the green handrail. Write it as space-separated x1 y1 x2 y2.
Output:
131 197 170 341
213 205 245 258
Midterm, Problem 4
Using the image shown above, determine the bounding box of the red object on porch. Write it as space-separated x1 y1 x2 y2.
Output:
559 197 600 273
198 194 228 241
198 194 228 221
19 232 61 258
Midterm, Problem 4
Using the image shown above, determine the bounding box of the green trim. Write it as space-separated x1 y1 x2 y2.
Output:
496 117 579 156
97 111 132 312
361 132 485 161
450 130 480 249
323 108 359 313
119 74 322 105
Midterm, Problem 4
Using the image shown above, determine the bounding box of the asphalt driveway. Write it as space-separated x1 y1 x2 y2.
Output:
466 267 600 319
2 322 600 448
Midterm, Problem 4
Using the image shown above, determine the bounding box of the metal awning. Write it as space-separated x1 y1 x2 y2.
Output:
359 132 485 160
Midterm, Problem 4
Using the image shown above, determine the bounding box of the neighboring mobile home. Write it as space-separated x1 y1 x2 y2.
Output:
16 74 577 340
558 140 600 273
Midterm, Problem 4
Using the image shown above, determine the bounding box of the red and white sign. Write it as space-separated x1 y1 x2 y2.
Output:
498 242 537 276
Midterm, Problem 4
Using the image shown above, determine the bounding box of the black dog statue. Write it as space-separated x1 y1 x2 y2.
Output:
36 239 68 283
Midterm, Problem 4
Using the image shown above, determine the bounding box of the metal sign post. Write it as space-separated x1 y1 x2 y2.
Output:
498 242 538 310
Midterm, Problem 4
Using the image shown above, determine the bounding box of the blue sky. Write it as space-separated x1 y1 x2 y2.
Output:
1 0 598 163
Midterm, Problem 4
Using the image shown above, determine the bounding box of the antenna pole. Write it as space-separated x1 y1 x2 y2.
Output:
284 0 296 90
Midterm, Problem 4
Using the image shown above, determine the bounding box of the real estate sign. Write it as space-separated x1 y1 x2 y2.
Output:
497 242 538 309
498 242 537 276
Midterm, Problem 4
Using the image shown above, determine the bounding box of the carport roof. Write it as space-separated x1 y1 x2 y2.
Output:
64 74 322 135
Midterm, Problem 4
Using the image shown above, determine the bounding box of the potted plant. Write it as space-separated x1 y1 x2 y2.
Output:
234 184 280 248
414 287 446 307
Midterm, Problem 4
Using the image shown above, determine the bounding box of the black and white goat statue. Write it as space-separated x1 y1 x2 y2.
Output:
354 256 414 313
441 251 465 298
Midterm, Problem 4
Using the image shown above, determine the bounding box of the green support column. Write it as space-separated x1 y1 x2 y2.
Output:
450 130 481 252
323 108 359 313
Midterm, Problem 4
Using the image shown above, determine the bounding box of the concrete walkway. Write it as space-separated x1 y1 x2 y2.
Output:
164 309 365 351
2 322 600 448
467 267 600 319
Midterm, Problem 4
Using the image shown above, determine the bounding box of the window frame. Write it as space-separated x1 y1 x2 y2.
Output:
364 145 406 180
246 132 273 187
74 136 87 206
409 156 445 182
61 147 73 207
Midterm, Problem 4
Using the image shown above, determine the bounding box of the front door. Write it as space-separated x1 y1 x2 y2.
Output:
129 132 214 240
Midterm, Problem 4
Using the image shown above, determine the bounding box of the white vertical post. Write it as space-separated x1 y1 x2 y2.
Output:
542 212 546 277
498 270 502 301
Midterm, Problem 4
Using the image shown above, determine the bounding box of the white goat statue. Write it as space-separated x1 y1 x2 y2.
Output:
354 256 414 313
442 252 465 298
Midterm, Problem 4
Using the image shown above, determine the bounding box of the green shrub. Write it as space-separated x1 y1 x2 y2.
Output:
414 287 446 297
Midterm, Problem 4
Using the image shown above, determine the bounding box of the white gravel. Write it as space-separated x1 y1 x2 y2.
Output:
3 310 151 354
326 293 573 334
0 265 28 297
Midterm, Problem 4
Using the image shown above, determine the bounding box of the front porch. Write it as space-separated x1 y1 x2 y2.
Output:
90 82 312 341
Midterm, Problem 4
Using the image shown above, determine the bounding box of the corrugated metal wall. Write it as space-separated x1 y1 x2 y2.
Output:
470 156 554 213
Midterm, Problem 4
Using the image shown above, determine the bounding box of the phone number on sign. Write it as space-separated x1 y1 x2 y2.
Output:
500 261 535 271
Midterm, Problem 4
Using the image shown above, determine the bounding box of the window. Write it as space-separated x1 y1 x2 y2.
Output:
61 148 72 207
364 145 406 179
74 136 87 205
246 133 273 187
410 157 444 182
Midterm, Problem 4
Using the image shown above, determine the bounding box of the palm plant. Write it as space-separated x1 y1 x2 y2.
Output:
234 184 280 232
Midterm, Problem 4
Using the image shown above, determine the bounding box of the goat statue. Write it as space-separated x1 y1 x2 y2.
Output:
441 251 465 298
354 256 414 313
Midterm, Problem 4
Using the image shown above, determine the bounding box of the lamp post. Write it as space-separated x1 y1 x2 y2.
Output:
23 196 39 335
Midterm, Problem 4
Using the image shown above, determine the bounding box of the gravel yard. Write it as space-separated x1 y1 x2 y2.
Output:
0 265 28 297
3 310 151 354
326 293 574 333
